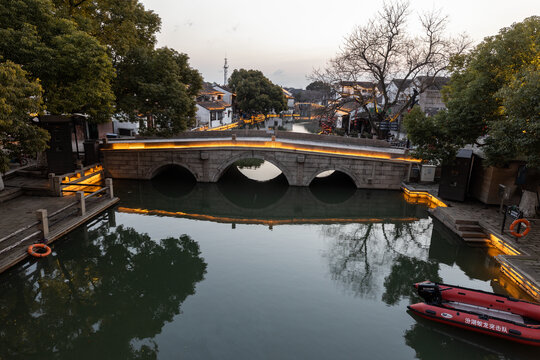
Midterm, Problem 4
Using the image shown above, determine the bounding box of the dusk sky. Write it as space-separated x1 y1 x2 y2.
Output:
140 0 538 88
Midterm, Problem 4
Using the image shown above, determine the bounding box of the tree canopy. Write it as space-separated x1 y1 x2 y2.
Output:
306 80 332 93
228 69 287 117
405 16 540 167
0 61 50 173
312 0 468 137
0 0 199 136
0 0 115 123
51 0 161 64
115 47 202 135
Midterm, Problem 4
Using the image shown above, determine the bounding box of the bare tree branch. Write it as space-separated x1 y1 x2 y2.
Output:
310 0 470 138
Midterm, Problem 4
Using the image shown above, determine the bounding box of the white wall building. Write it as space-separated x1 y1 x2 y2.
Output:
196 102 233 128
195 83 234 128
282 88 295 110
386 76 449 115
213 84 235 105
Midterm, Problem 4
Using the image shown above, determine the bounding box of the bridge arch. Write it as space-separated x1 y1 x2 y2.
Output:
211 151 294 185
305 166 360 188
147 162 198 181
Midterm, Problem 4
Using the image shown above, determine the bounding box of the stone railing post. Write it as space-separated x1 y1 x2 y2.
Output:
77 191 86 216
105 178 114 199
36 209 49 239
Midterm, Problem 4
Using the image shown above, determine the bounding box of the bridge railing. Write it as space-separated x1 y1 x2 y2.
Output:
104 129 394 149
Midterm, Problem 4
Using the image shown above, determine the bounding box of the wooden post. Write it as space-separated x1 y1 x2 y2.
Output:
105 178 114 199
48 173 55 193
77 191 86 216
36 209 49 238
53 176 63 197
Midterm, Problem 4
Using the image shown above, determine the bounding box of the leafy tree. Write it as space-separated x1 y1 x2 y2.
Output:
405 16 540 167
0 0 115 122
115 47 202 135
228 69 287 117
312 0 469 137
51 0 161 64
0 61 50 174
52 1 201 135
403 107 460 163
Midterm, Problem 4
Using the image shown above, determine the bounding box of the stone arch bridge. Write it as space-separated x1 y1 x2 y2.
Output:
101 130 419 189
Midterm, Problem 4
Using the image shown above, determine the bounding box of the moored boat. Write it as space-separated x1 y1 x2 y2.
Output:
408 281 540 346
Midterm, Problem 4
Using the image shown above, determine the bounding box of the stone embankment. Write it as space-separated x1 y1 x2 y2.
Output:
403 183 540 301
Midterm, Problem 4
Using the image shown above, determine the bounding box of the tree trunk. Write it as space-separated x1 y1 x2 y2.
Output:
519 190 539 218
0 174 4 191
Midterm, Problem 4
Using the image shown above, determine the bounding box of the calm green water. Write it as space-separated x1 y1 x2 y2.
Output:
0 172 538 359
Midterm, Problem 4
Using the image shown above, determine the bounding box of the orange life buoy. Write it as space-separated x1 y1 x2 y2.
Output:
510 219 531 238
28 243 51 258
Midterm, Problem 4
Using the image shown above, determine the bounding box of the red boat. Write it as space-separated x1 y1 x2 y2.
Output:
408 281 540 346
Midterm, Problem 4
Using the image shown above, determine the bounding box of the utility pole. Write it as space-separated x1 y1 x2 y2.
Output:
223 57 229 86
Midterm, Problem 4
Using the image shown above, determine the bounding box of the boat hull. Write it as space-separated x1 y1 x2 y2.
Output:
408 303 540 346
409 281 540 346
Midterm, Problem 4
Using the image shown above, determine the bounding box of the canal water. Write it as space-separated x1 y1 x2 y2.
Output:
0 167 538 359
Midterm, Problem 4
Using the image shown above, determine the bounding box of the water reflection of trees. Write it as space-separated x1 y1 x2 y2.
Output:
322 219 439 302
0 213 207 359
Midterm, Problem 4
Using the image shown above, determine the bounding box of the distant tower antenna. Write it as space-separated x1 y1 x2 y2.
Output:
223 57 229 86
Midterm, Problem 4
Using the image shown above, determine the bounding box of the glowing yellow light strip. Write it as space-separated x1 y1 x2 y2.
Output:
500 261 540 299
489 234 540 300
117 207 420 225
62 165 104 195
402 187 447 208
402 187 538 300
106 140 420 163
207 122 241 131
489 233 521 256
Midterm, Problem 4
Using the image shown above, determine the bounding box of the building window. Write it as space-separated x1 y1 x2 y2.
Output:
217 111 223 120
210 111 216 121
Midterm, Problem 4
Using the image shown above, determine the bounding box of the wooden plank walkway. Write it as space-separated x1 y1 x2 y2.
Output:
0 195 118 274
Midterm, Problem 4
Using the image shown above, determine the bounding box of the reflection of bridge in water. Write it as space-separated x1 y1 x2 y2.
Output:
114 178 428 226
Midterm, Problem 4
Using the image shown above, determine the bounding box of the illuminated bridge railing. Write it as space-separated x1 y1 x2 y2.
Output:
102 130 420 164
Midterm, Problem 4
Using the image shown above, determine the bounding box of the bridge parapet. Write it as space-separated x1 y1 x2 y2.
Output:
105 130 394 149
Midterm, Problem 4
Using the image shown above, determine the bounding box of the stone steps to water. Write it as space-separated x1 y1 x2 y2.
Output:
460 231 487 238
457 225 483 232
455 219 490 244
455 219 479 225
462 237 490 244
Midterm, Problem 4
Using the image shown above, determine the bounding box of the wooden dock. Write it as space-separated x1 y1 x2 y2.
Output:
0 171 119 274
0 196 120 273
